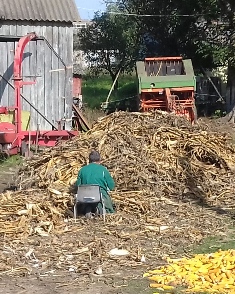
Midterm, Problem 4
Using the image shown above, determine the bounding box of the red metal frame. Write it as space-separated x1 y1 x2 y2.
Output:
145 57 183 61
13 33 37 149
0 32 78 155
140 87 196 123
141 87 194 93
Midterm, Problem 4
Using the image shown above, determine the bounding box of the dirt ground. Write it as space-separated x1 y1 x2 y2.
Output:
0 117 234 294
0 272 151 294
0 164 152 294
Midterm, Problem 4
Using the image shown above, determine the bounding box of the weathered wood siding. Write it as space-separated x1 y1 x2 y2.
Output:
0 21 73 130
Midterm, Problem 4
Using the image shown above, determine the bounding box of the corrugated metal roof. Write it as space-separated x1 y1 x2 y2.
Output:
0 0 80 23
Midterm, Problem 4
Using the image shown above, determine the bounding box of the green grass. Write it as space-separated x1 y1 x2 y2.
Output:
82 74 137 109
192 229 235 255
0 154 22 167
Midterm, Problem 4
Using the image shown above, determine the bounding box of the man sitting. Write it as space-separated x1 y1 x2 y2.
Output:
76 151 115 217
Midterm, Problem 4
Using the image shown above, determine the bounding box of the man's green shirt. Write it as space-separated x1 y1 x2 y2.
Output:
77 163 115 213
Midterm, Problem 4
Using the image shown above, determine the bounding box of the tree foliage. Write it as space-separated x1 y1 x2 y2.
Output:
118 0 234 67
75 7 140 84
76 0 235 116
118 0 235 115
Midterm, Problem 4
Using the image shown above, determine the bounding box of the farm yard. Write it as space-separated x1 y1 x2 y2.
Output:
1 0 235 293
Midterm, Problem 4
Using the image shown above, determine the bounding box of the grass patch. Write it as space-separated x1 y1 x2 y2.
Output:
0 154 22 167
192 229 235 255
82 74 137 109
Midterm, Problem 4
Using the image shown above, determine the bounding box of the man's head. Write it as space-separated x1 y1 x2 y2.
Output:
89 150 101 163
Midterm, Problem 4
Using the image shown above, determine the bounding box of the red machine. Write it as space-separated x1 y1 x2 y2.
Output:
0 33 78 156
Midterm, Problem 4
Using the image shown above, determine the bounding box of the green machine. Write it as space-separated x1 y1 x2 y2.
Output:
136 57 197 122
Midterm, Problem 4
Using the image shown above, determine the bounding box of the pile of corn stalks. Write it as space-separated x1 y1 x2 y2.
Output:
17 111 235 211
144 249 235 293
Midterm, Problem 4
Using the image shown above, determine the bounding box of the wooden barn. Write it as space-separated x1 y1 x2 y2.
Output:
0 0 80 131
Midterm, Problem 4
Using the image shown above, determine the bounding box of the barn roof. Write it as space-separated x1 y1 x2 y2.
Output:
0 0 80 23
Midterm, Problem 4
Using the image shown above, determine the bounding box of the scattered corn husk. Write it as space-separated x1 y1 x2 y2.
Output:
94 266 103 275
108 248 130 256
0 111 234 278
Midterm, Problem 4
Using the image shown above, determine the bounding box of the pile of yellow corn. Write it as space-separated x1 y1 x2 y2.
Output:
144 249 235 293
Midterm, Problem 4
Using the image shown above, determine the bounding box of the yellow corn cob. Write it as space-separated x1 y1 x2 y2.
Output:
225 271 233 280
161 285 175 290
208 268 220 275
148 269 164 274
149 283 165 288
145 249 235 294
204 275 213 283
226 264 235 270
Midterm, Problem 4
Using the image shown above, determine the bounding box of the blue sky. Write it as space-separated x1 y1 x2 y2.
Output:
75 0 106 20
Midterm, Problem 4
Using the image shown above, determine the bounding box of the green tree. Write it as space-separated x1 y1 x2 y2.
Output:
119 0 235 120
118 0 214 65
75 8 140 88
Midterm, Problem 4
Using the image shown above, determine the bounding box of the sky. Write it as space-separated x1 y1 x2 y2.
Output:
75 0 107 20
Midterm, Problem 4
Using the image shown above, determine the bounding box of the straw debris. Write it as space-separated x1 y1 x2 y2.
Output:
0 111 234 278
